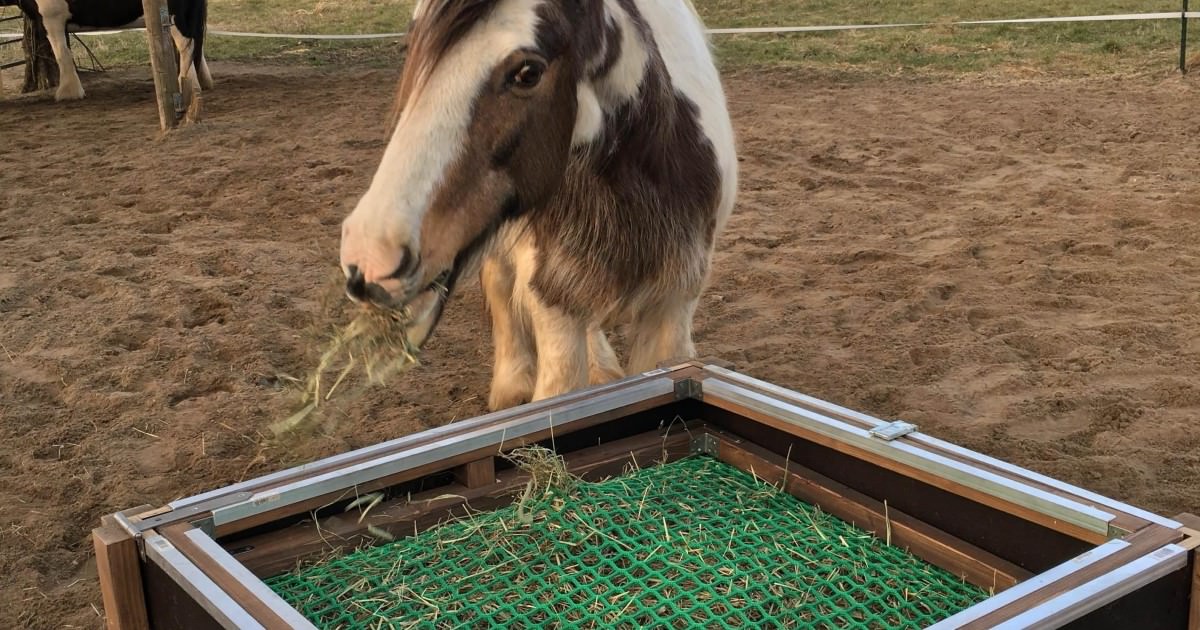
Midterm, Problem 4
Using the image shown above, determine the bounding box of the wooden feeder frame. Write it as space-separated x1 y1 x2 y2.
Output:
94 361 1200 629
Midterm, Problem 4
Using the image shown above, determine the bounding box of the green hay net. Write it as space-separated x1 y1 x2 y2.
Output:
267 456 990 628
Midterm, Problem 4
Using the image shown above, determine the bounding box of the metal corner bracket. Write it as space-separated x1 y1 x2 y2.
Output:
674 377 703 401
690 432 718 456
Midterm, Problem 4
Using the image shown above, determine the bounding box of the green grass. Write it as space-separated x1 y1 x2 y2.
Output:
703 0 1185 74
1 0 1192 77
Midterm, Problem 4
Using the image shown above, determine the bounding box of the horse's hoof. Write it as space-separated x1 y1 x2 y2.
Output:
489 369 534 412
488 388 531 412
54 83 85 101
588 365 624 386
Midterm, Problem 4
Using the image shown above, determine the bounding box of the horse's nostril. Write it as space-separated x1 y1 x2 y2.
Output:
386 246 419 280
346 265 368 300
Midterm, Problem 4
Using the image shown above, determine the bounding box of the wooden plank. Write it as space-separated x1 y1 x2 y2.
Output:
229 428 695 577
962 523 1184 629
454 457 495 489
233 472 525 578
140 0 180 130
1190 555 1200 630
708 430 1033 593
700 368 1156 533
93 525 150 630
137 371 688 536
1176 513 1200 545
161 524 295 629
141 557 225 630
707 405 1100 574
705 394 1110 544
100 504 155 531
1176 513 1200 630
213 391 681 537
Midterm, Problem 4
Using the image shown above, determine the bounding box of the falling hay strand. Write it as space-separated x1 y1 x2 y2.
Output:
271 305 420 436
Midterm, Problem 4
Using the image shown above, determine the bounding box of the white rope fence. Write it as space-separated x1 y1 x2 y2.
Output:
3 9 1197 76
2 11 1198 40
706 12 1200 35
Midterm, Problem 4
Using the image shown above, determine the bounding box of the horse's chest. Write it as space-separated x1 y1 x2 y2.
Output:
526 179 712 319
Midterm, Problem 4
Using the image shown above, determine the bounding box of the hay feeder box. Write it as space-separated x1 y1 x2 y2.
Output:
95 361 1200 629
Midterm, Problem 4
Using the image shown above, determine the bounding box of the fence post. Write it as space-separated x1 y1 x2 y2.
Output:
1184 0 1191 74
140 0 180 130
20 10 57 93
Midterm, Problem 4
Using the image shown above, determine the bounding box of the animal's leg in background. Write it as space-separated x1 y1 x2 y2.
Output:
197 52 213 89
34 0 82 100
169 25 203 122
625 298 699 375
482 256 535 411
588 327 624 386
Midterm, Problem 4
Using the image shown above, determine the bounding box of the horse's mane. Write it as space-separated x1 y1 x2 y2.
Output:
389 0 502 132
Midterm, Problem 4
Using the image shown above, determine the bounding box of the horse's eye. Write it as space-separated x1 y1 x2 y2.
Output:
509 60 545 90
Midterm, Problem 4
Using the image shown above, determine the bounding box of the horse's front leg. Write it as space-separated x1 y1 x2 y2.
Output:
625 297 699 375
588 327 624 385
34 0 84 100
482 256 535 411
528 298 589 404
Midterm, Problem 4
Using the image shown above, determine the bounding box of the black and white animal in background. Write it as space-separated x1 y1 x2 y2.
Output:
12 0 210 101
339 0 739 410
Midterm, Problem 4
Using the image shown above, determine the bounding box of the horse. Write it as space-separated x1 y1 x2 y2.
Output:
339 0 738 411
11 0 210 102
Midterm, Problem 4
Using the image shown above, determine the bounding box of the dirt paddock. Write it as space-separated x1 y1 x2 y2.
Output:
1 63 1199 626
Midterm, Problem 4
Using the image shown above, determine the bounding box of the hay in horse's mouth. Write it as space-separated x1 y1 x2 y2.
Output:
270 305 420 436
269 266 455 437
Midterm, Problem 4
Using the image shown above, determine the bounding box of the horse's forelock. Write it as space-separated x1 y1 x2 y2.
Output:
388 0 504 132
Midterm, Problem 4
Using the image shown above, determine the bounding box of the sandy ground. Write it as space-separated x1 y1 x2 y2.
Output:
2 63 1199 627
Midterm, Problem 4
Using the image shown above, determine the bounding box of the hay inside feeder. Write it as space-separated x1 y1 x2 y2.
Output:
266 455 989 629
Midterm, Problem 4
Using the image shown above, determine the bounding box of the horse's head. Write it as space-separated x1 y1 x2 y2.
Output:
339 0 589 344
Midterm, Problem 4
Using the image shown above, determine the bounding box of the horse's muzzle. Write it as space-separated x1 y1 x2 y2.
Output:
343 264 456 349
344 265 397 305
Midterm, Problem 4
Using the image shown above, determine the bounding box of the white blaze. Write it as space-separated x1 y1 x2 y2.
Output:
342 0 543 284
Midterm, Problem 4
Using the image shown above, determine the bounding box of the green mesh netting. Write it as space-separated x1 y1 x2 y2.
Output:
266 456 989 629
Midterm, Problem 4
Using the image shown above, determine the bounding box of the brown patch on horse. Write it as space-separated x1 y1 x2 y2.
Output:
415 11 580 277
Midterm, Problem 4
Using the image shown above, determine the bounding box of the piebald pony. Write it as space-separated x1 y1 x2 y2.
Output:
340 0 737 410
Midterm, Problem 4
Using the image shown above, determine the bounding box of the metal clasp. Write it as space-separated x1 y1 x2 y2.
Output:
869 421 918 441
